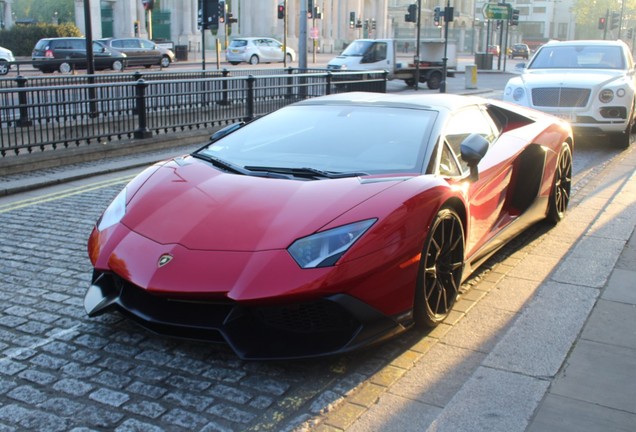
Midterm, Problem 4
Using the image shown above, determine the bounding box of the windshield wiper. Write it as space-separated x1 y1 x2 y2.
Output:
191 152 251 175
244 166 368 179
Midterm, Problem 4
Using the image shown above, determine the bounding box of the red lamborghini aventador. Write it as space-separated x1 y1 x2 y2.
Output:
85 92 573 359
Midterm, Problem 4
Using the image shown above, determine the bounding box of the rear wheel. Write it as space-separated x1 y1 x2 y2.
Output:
546 143 572 224
414 208 464 328
59 62 72 74
426 71 442 90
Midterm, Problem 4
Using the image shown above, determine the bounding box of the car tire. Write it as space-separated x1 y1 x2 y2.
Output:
0 60 9 75
546 142 572 224
426 71 442 90
249 55 259 65
160 56 171 68
414 207 464 329
111 60 124 72
59 62 72 74
285 53 293 64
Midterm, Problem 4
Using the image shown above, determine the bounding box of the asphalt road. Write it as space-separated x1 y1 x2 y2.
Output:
0 60 628 431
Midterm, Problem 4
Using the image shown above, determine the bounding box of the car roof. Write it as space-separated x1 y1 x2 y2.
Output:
541 39 627 48
295 92 486 112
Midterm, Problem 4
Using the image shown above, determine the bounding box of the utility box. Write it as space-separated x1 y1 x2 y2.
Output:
474 53 493 70
465 64 478 89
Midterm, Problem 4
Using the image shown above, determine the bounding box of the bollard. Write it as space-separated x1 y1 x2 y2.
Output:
465 64 478 90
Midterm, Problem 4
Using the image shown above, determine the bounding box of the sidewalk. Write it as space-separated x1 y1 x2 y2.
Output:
312 144 636 431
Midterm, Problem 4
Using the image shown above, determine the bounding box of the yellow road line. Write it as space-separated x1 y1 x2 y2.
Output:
0 175 134 214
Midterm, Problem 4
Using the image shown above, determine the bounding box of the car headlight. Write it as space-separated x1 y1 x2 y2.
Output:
512 87 525 101
599 89 614 103
617 88 626 97
288 219 376 269
97 188 127 231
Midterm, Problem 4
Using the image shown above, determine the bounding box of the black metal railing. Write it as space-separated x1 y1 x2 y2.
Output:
0 69 387 157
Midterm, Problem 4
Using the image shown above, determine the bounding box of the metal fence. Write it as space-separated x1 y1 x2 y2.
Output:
0 68 387 157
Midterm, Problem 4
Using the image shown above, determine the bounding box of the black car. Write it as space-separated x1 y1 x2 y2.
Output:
97 37 175 68
509 43 530 60
32 37 127 73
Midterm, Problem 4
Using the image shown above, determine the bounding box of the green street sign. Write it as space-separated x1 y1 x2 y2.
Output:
482 3 511 20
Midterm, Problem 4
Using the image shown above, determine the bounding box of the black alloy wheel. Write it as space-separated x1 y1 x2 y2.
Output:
546 143 572 224
414 207 465 328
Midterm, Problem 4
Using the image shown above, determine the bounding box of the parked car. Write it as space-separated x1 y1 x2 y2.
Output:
509 43 530 59
97 37 175 68
32 37 127 73
225 37 295 65
0 45 15 75
487 45 500 56
85 92 573 360
503 39 636 148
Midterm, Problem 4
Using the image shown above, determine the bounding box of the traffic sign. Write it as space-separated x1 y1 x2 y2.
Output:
482 3 511 20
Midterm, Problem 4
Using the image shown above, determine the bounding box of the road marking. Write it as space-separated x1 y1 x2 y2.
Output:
0 175 134 214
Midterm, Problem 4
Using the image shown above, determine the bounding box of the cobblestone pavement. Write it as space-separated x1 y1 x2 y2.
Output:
0 178 485 431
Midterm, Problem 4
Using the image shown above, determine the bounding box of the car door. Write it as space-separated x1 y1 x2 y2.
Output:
139 39 160 66
267 39 284 62
439 105 510 258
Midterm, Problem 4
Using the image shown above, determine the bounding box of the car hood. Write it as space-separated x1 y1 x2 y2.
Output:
516 69 626 87
122 156 407 251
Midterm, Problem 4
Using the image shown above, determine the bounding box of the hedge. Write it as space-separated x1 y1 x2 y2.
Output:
0 23 82 56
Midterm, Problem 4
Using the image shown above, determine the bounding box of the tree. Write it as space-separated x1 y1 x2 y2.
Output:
12 0 74 25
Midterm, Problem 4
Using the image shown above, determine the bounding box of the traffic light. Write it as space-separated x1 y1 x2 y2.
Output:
610 11 620 30
133 20 139 36
511 9 520 26
307 0 313 18
199 0 219 30
405 4 416 23
444 6 454 22
277 4 284 19
313 6 322 19
598 17 606 30
433 6 441 27
349 11 355 29
628 28 634 39
371 19 376 31
227 12 237 24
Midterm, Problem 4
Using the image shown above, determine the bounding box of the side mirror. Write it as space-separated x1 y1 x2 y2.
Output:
210 122 245 142
460 133 489 182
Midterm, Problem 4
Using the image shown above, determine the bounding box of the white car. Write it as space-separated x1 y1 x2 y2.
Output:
503 39 636 148
225 37 295 65
0 45 15 75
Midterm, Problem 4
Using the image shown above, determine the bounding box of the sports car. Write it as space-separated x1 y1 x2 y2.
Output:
85 92 573 360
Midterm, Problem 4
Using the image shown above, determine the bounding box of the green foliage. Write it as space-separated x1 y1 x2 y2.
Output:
12 0 74 24
0 23 81 56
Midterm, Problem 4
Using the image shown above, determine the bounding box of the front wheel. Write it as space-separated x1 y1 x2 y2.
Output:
546 143 572 224
286 53 293 64
249 55 259 65
160 56 171 68
0 60 9 75
414 207 465 328
111 60 124 72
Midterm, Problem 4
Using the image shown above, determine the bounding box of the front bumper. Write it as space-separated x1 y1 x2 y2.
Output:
85 270 409 360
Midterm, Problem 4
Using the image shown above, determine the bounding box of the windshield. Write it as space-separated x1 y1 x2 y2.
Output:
528 45 625 70
196 104 435 175
341 40 374 57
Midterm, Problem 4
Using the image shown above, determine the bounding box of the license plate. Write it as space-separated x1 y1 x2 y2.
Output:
552 112 575 122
